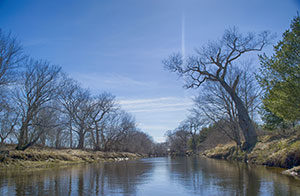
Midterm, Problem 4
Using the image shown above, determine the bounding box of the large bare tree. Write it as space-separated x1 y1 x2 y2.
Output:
164 28 270 150
14 59 61 150
193 65 261 147
68 89 92 149
57 77 81 148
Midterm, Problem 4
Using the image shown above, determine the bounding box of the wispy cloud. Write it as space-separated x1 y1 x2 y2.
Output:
119 97 193 113
70 72 194 142
121 96 193 142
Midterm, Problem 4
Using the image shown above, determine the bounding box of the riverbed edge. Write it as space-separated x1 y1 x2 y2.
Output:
0 147 145 169
202 134 300 178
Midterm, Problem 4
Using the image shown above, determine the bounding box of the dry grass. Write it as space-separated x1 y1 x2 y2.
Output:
203 128 300 169
0 146 143 169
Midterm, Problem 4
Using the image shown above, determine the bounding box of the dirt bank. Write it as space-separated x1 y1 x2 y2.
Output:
203 132 300 178
0 146 144 169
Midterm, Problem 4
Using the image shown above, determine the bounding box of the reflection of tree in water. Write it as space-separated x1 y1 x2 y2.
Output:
168 157 300 196
81 161 153 196
0 160 153 196
1 158 300 195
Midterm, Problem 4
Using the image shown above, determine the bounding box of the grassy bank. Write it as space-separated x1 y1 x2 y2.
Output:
203 130 300 178
0 145 144 169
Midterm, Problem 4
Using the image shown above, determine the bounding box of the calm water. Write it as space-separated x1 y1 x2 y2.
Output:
0 157 300 196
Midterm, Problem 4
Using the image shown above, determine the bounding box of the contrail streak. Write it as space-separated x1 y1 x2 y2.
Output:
181 12 186 59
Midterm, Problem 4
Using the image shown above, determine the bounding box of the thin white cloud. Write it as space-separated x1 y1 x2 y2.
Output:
139 124 172 131
70 73 194 142
126 105 191 113
119 97 173 105
119 97 193 113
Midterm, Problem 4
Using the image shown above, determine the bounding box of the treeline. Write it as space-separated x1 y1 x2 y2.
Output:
164 16 300 155
0 29 167 155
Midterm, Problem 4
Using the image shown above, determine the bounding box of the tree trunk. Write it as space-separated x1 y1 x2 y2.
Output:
77 132 85 149
16 126 26 150
220 80 257 150
55 131 61 149
69 120 73 148
95 126 100 151
190 134 197 152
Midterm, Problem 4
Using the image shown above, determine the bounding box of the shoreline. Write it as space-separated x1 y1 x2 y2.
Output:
0 147 144 169
201 133 300 179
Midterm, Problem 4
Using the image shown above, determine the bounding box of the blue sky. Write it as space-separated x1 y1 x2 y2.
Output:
1 0 299 142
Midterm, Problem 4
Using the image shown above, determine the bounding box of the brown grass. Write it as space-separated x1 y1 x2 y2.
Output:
203 128 300 169
0 146 143 169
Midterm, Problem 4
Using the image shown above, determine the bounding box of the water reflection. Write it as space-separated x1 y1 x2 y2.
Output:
0 161 153 196
0 157 300 195
167 157 300 196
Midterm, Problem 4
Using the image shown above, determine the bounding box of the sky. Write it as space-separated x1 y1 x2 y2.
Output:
1 0 299 142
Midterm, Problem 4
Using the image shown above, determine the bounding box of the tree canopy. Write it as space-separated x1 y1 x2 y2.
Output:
258 15 300 122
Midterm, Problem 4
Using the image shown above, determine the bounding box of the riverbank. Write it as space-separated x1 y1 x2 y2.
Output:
0 145 144 169
203 130 300 178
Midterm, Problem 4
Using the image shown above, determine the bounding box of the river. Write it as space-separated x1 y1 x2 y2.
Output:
0 157 299 195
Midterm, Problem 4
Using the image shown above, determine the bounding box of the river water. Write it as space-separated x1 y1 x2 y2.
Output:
0 157 299 195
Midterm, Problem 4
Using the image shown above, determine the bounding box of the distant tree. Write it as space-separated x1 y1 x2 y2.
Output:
119 130 154 155
102 111 136 151
179 115 206 152
257 15 300 122
14 59 61 150
166 128 190 155
152 142 168 156
164 27 270 150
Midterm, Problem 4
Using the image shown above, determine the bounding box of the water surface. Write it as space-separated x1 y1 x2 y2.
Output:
0 157 299 195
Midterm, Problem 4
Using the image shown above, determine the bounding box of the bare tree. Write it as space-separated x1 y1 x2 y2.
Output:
102 111 136 151
88 93 116 150
57 77 81 148
179 115 206 152
120 130 154 155
192 65 262 147
14 59 61 150
164 27 270 150
0 29 25 86
70 89 93 149
166 128 190 155
57 77 95 149
37 105 67 149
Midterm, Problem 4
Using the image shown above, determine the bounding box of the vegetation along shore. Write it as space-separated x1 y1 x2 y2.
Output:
0 145 145 169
